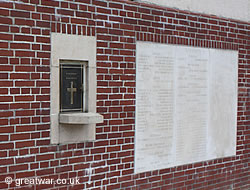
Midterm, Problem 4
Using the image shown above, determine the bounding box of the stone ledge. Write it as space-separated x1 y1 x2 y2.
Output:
59 112 103 124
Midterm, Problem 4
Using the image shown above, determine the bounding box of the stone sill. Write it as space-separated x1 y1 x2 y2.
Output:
59 112 103 124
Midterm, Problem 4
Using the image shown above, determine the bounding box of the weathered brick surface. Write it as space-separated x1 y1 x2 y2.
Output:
0 0 249 189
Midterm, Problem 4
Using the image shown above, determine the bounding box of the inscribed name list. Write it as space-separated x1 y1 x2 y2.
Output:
135 42 238 173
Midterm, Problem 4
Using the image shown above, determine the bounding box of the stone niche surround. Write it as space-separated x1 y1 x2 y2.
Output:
50 33 103 144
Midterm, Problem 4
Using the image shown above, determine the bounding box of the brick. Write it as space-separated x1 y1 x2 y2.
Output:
0 96 12 102
15 3 35 11
15 18 35 26
36 153 54 161
16 171 35 179
36 95 49 101
71 18 87 25
176 14 186 19
15 50 35 57
124 18 137 25
16 110 35 117
37 6 55 14
0 73 8 79
0 25 10 32
0 158 14 165
36 168 54 176
0 103 9 110
41 0 59 7
14 34 34 42
11 10 30 18
15 95 34 102
107 146 121 152
15 81 34 87
10 73 30 79
76 11 92 18
0 50 13 56
0 17 12 24
0 8 9 16
0 142 14 150
58 9 74 16
37 52 50 58
97 7 111 14
9 164 29 172
0 118 8 125
15 66 35 72
36 81 50 87
36 139 50 146
10 43 30 49
0 33 12 41
15 140 35 148
36 21 51 28
93 0 107 7
0 111 12 117
0 58 8 64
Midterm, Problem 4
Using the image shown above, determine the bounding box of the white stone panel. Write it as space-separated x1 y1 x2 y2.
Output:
174 47 209 166
135 42 238 173
135 43 175 172
207 49 238 158
136 0 249 22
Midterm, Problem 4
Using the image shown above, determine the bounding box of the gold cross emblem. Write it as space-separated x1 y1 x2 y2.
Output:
67 81 77 104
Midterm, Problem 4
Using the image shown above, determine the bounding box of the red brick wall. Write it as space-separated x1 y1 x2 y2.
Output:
0 0 249 189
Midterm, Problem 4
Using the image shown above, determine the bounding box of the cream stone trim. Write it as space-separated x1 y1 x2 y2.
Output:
50 33 101 144
59 113 103 124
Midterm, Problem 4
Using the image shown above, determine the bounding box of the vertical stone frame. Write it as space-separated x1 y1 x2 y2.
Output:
50 33 101 144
